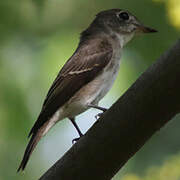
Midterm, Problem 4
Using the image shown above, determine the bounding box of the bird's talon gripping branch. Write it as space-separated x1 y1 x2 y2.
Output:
72 137 81 144
95 112 104 119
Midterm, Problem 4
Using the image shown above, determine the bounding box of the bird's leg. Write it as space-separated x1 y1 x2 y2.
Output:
88 104 107 112
88 104 108 119
69 117 83 144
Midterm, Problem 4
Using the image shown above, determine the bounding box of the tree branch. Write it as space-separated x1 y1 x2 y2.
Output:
39 39 180 180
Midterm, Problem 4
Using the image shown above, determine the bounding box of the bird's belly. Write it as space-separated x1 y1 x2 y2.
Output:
59 54 121 118
71 55 121 108
61 69 119 118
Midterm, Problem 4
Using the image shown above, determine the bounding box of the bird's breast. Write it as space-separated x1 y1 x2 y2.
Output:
74 47 122 107
93 48 122 102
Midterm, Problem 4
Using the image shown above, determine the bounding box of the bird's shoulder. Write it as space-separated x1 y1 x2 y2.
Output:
59 37 113 75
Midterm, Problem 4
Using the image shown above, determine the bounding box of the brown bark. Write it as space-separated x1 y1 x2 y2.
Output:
39 39 180 180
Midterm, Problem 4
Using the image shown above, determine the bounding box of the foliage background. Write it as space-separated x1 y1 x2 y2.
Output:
0 0 180 179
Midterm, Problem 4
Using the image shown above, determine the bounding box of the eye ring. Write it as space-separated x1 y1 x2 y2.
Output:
118 12 129 20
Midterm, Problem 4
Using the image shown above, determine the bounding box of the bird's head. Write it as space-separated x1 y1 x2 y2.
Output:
81 9 157 46
96 9 157 35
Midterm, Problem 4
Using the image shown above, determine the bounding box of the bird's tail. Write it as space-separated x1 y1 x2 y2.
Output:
17 120 52 172
17 131 42 172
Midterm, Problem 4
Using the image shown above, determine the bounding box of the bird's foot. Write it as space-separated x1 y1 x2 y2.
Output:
95 111 106 120
95 112 103 119
72 137 82 144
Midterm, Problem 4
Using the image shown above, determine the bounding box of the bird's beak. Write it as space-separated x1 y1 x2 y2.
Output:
135 23 157 33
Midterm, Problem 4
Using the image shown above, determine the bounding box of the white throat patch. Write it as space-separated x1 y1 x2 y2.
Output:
116 32 135 48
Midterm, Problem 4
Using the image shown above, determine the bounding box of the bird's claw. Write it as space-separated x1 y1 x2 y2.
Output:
95 112 104 120
72 137 81 144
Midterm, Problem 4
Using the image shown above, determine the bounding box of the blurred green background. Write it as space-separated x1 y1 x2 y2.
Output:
0 0 180 179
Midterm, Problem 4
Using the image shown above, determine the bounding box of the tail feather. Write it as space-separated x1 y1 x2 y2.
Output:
18 112 59 172
17 120 52 172
17 131 42 172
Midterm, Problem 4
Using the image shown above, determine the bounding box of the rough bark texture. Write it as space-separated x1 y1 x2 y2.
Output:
39 39 180 180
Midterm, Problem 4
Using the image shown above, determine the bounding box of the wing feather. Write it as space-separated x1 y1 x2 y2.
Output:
29 39 113 136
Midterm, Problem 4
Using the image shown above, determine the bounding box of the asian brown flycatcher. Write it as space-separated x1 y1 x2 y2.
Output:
18 9 157 171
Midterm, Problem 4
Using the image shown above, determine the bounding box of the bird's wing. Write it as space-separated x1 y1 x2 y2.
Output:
17 39 113 172
29 39 113 136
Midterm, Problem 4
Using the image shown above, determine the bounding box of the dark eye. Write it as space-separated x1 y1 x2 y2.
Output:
118 12 129 20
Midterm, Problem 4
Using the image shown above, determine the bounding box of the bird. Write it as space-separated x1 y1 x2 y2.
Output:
17 8 157 171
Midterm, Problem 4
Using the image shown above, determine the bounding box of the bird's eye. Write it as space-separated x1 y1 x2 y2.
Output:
118 12 129 20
